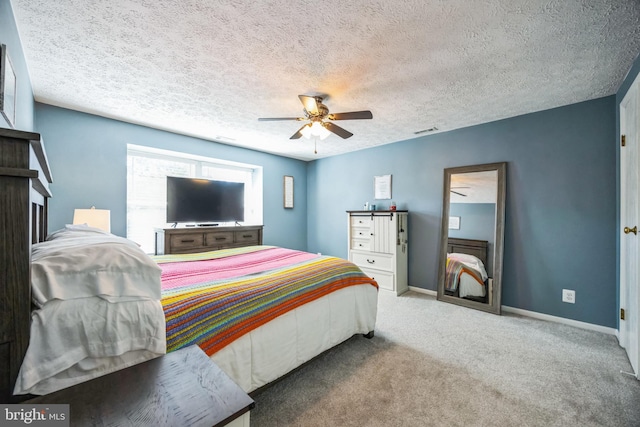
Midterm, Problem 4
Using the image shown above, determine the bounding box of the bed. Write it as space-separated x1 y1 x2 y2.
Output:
155 244 378 393
445 238 490 302
12 225 378 396
1 129 378 400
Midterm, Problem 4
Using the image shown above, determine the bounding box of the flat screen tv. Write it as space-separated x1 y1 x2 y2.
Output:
167 176 245 224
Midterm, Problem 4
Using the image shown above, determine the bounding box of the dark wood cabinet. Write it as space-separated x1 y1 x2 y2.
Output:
155 225 263 255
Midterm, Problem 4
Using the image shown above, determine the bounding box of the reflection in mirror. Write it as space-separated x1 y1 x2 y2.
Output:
437 162 506 315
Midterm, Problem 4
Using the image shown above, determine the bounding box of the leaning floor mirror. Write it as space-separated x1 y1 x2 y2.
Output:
437 162 506 314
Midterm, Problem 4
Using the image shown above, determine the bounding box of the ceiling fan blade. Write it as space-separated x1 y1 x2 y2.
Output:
290 124 310 140
298 95 319 115
324 122 353 139
328 110 373 121
450 190 467 197
258 117 304 121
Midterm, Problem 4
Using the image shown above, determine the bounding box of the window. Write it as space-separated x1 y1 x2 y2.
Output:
127 144 263 253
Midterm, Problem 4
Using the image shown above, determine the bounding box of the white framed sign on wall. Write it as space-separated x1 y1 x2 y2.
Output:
283 175 294 209
374 174 392 199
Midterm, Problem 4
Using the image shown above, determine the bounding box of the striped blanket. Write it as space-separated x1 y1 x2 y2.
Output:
445 258 485 292
153 246 378 356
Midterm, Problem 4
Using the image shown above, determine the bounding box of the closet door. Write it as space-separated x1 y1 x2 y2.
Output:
620 72 640 378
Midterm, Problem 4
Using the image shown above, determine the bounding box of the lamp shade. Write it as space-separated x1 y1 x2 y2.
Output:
73 206 111 232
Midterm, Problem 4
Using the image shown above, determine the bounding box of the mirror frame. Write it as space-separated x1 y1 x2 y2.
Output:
436 162 507 315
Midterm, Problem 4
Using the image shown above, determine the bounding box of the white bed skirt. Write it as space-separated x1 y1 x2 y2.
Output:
458 272 486 299
210 284 378 392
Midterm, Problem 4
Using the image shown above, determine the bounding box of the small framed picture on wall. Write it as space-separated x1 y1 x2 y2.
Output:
449 216 460 230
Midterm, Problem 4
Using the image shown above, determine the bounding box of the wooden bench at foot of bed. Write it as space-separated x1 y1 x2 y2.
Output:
28 346 254 427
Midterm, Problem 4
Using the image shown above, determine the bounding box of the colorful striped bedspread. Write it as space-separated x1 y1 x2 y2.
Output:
445 258 485 292
152 246 378 356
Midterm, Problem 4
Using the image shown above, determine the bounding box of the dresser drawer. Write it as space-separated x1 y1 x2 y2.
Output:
350 226 370 240
235 229 260 244
204 231 234 247
351 239 370 251
170 233 204 250
350 216 371 228
359 267 394 291
351 251 393 271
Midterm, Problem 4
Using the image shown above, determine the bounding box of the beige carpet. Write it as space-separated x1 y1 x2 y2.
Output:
250 291 640 426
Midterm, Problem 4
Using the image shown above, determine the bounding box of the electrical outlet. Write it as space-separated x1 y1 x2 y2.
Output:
562 289 575 304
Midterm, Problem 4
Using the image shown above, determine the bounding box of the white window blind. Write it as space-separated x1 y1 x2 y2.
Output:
126 145 262 253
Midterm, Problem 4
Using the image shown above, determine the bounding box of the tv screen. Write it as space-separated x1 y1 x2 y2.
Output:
167 177 245 224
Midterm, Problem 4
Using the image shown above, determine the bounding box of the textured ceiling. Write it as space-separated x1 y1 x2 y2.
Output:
10 0 640 161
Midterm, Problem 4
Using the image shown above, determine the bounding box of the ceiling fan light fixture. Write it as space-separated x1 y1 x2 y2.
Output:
317 122 331 140
301 121 330 140
259 94 372 142
300 123 313 139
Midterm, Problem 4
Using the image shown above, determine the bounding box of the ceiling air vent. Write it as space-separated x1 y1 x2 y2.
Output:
414 127 438 135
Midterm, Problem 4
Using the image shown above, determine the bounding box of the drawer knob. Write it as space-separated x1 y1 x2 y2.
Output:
366 259 375 264
242 234 253 238
181 239 195 243
215 237 227 241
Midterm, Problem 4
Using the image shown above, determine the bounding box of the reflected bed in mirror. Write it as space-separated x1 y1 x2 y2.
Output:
437 162 506 314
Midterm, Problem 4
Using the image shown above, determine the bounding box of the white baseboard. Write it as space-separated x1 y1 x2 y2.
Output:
406 286 617 336
501 305 617 336
408 286 437 297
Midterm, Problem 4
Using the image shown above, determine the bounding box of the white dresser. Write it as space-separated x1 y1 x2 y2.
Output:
347 210 409 295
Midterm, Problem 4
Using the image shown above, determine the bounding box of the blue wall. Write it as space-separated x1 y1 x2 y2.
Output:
34 103 309 251
308 96 617 328
0 0 34 130
448 203 496 276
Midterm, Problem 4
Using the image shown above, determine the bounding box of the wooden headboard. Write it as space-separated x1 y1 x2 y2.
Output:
447 237 489 267
0 128 52 402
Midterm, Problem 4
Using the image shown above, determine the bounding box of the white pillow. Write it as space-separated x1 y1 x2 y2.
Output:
31 232 162 307
46 224 111 241
448 252 488 281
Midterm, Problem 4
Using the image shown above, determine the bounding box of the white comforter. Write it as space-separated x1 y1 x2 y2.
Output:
14 297 166 395
448 252 489 298
15 226 166 396
31 235 162 307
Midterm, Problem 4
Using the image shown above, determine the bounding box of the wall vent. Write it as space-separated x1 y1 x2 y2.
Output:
414 127 438 135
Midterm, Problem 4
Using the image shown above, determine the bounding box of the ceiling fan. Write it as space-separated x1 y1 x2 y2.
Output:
450 186 470 197
258 95 373 140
